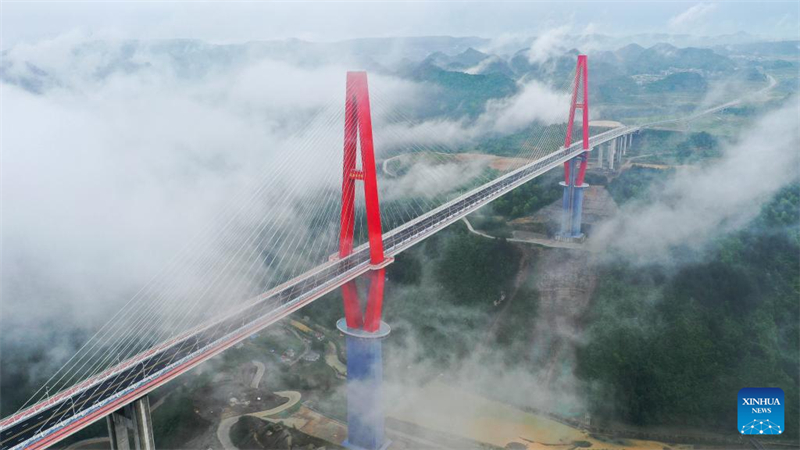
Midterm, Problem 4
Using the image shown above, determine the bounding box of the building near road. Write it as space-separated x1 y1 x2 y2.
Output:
291 319 313 334
303 351 321 362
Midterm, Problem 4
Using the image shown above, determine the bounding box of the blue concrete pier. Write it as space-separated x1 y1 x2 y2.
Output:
336 318 391 450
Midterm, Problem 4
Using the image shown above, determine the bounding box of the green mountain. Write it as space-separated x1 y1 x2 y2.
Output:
644 71 708 94
407 61 518 118
451 47 491 68
626 43 736 74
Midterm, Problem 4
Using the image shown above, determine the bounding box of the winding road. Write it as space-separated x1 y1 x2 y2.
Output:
249 361 265 389
461 217 584 250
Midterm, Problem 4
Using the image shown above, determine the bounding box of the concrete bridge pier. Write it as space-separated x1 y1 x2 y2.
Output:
106 396 155 450
607 139 616 171
624 133 631 155
337 318 391 450
596 142 605 169
558 156 588 240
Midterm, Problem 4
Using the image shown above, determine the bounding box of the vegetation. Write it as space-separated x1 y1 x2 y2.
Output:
644 72 708 94
468 122 567 157
675 131 720 162
492 286 539 356
722 104 759 117
151 371 214 447
577 184 800 437
607 166 673 205
231 416 341 450
756 184 800 228
389 252 423 285
625 44 736 74
621 129 722 166
491 172 562 218
409 62 517 118
435 228 520 304
597 75 639 103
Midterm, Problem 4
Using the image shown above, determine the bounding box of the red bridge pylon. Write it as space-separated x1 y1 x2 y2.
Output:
338 71 393 333
564 54 590 186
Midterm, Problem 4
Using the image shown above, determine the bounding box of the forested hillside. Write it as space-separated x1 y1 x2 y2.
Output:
578 184 800 437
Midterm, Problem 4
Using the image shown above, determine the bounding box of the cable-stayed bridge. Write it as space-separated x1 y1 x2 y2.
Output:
3 56 646 450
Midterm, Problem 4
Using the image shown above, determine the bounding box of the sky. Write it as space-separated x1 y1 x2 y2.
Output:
1 1 798 48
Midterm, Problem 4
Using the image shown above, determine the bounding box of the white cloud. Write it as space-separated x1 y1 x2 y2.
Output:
527 25 571 65
592 98 800 261
381 159 488 202
376 78 570 152
668 3 718 29
478 33 533 57
479 80 570 134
